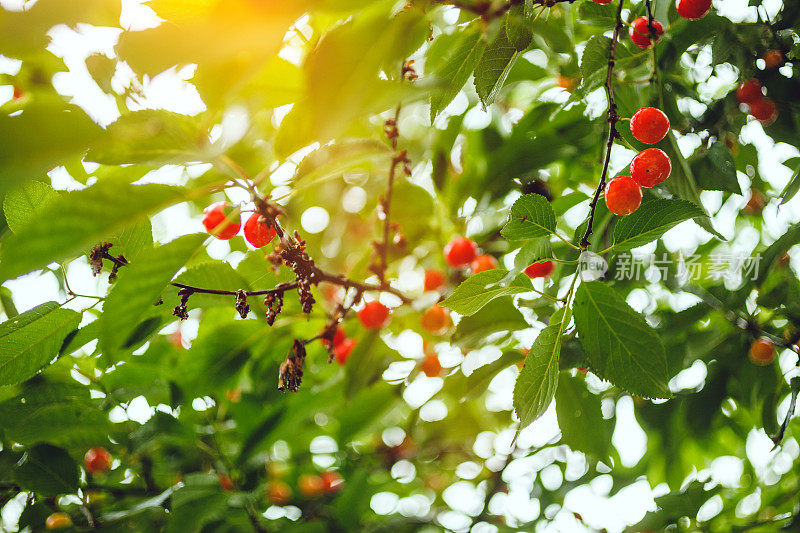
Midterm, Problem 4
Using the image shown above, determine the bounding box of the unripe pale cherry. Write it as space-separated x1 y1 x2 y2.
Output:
630 148 672 187
358 301 391 329
424 269 447 291
46 513 72 530
267 480 292 506
604 176 642 216
444 237 478 267
676 0 712 20
736 79 763 105
298 474 325 498
203 202 240 240
420 353 443 378
524 260 555 279
421 304 450 335
629 17 664 49
749 337 775 365
243 213 277 248
84 447 112 474
630 107 670 144
749 98 777 124
471 254 498 273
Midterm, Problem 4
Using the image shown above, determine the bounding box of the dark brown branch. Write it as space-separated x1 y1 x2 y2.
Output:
580 0 625 250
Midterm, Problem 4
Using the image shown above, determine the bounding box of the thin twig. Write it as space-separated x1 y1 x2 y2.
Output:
579 0 625 249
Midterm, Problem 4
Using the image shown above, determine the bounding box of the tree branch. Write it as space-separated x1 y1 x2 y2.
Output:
580 0 625 250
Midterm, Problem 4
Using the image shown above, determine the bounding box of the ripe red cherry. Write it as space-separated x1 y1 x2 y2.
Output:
444 237 478 268
358 301 391 329
334 338 356 365
524 261 555 279
243 213 277 248
202 202 240 240
45 513 72 530
420 353 443 378
630 148 672 187
84 447 112 474
629 17 664 49
320 471 344 493
218 473 235 491
592 0 612 4
630 107 670 144
298 474 325 498
421 304 450 335
471 254 498 273
12 85 23 100
749 337 775 365
736 79 763 105
763 49 784 69
749 98 777 124
605 176 642 216
676 0 712 20
424 269 447 291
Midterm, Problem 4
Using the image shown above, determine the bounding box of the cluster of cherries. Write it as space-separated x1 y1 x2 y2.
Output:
605 107 672 216
592 0 712 48
45 448 113 529
202 202 277 247
265 470 343 506
736 78 777 124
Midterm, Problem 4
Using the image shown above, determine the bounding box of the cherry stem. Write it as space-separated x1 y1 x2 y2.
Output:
580 0 625 250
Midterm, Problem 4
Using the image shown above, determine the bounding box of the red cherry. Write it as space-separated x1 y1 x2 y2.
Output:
298 474 325 498
749 337 775 365
218 473 235 491
420 353 443 378
84 447 112 474
630 107 670 144
471 254 498 273
334 338 356 365
12 85 23 100
604 176 642 216
267 481 292 505
676 0 712 20
763 50 784 69
358 301 391 330
320 471 344 493
421 304 450 335
444 237 478 268
202 202 240 240
45 513 72 530
321 327 345 348
736 79 764 105
577 367 588 374
629 17 664 49
424 269 447 291
592 0 612 4
749 98 777 124
524 261 555 279
243 213 277 248
630 148 672 187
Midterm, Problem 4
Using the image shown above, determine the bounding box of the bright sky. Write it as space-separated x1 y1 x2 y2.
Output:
1 0 798 531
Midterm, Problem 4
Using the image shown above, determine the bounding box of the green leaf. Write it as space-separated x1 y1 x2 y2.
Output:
555 372 612 460
0 302 81 386
609 199 705 253
573 282 670 398
173 262 251 309
0 286 19 319
753 222 800 285
337 382 398 444
0 180 188 281
779 158 800 205
13 443 79 495
580 35 611 80
691 142 741 194
3 181 59 233
501 194 557 243
294 139 390 186
475 20 519 107
513 238 553 272
452 298 529 347
99 234 207 354
504 4 533 51
88 110 214 166
430 21 487 120
166 473 232 533
442 269 533 316
0 380 110 447
577 0 618 27
513 307 571 429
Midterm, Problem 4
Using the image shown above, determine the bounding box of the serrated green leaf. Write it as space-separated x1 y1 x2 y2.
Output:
294 139 390 186
475 20 519 107
609 199 705 253
692 142 741 194
431 21 487 120
513 307 571 429
442 269 533 316
501 194 557 243
100 234 207 354
555 372 612 459
452 298 529 347
88 110 214 165
3 181 59 233
577 0 618 27
573 282 670 398
0 180 188 281
0 302 81 386
580 35 611 80
13 443 79 495
513 238 553 272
